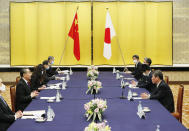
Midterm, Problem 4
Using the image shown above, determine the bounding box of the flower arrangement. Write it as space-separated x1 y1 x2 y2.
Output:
86 80 102 94
87 68 99 79
88 65 98 71
84 121 111 131
84 98 107 122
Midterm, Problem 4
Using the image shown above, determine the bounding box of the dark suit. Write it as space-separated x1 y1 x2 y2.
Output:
0 97 15 131
150 80 175 113
46 66 58 77
132 61 143 80
30 74 44 91
137 71 156 93
31 70 55 91
15 78 32 112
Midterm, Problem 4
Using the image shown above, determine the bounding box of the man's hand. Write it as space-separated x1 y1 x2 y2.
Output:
55 77 62 80
140 93 150 99
30 90 39 98
38 85 46 91
125 71 132 74
15 110 23 119
58 71 64 74
131 80 137 86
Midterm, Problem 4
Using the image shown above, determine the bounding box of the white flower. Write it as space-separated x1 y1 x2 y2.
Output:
84 122 111 131
94 108 99 113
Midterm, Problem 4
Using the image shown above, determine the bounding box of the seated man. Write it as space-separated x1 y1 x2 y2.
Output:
143 57 152 66
31 64 46 91
141 70 175 113
131 55 143 80
46 56 65 77
46 56 58 77
16 68 39 112
132 64 156 93
0 80 23 131
42 60 56 83
42 60 62 84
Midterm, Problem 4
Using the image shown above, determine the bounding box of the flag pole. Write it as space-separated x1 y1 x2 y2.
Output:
56 6 79 71
56 36 69 71
106 8 128 72
116 37 129 72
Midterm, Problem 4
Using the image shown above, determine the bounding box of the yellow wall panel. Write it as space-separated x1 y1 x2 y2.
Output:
144 2 173 65
10 2 91 66
93 2 172 65
11 2 172 66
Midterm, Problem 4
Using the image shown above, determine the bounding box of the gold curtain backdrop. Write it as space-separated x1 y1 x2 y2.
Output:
10 2 172 66
10 2 91 66
93 2 172 65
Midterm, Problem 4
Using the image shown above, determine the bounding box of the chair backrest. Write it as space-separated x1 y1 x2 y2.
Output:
10 85 16 112
177 84 184 123
16 76 21 85
164 76 169 84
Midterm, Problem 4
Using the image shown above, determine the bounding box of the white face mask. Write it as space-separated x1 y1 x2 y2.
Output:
133 60 137 64
0 84 6 92
143 73 147 76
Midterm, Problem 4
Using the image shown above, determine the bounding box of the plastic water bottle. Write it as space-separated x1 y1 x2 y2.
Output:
59 90 63 99
156 125 160 131
56 90 61 102
66 74 70 81
121 78 124 87
128 89 132 100
70 68 73 75
116 72 120 79
113 67 116 74
47 105 53 121
138 101 142 112
62 80 66 90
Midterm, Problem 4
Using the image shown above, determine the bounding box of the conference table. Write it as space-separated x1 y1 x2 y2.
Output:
8 71 188 131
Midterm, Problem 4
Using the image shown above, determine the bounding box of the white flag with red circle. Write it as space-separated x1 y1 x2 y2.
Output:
103 11 116 60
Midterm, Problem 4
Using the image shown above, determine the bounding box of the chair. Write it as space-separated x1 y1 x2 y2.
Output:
10 85 16 112
172 84 184 123
16 76 21 85
164 76 169 84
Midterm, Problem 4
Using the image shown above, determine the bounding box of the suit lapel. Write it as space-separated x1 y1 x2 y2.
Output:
0 98 12 114
20 78 31 93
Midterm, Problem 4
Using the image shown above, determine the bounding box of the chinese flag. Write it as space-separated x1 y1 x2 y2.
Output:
68 12 80 61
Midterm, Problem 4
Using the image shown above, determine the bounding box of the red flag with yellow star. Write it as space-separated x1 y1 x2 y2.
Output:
68 12 80 61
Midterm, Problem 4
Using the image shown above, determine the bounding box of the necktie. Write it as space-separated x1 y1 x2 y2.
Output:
0 96 8 106
27 82 30 87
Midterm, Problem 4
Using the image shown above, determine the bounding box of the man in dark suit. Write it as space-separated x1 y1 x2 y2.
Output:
141 70 175 113
46 56 65 77
46 56 58 77
131 55 143 80
16 68 39 112
30 64 47 91
0 86 22 131
143 57 152 66
42 60 56 82
132 64 156 93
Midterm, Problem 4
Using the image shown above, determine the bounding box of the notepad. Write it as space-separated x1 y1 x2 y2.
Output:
22 110 46 119
129 84 139 89
21 116 37 119
45 86 61 90
133 97 143 100
40 97 56 100
124 78 134 80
